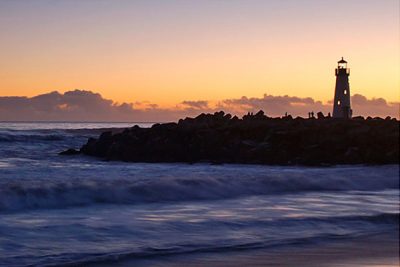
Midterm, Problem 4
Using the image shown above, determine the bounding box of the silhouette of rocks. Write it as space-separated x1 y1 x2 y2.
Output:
69 111 399 165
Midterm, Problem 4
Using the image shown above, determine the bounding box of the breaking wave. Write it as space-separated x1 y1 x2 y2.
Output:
0 133 67 142
0 129 104 143
1 168 397 212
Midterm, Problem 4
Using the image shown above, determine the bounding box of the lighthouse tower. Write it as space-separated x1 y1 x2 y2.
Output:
333 57 352 119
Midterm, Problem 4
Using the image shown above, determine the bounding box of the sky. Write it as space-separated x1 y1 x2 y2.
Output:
0 0 398 120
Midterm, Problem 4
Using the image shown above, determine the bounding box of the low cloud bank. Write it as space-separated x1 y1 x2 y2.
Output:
0 90 398 122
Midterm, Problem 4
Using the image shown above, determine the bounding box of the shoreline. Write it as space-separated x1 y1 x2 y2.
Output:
89 232 399 267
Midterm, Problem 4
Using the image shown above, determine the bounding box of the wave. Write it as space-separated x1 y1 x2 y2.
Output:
0 129 106 143
0 133 67 142
0 168 397 212
210 213 400 227
289 212 399 226
342 212 399 224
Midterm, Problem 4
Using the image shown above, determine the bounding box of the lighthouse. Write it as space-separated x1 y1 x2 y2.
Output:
333 57 352 119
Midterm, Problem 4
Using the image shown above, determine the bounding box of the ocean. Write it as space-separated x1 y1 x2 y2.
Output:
0 122 398 267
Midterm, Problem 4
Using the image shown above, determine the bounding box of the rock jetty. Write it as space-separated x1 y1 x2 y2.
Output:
63 111 399 165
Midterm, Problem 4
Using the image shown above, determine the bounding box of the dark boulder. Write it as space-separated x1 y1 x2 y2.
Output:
59 148 80 155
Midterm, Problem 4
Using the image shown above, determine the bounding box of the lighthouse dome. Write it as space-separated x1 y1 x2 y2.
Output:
338 57 347 63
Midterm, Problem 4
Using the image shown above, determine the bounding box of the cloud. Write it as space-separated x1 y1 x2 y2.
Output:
350 94 399 118
181 100 209 110
216 94 329 116
0 89 398 122
215 94 399 118
0 90 136 121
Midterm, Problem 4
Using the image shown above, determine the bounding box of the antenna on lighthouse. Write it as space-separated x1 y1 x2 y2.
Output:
333 57 352 119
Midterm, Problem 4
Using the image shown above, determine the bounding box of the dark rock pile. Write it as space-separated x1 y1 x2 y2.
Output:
62 111 399 165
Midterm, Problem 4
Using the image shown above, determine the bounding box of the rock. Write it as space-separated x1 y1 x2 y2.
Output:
59 148 80 155
344 147 361 163
352 116 364 121
63 111 399 166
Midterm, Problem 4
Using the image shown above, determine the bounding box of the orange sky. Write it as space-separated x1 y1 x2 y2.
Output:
0 0 398 107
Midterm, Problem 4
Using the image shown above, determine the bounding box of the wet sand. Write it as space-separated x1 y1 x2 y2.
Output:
91 233 399 267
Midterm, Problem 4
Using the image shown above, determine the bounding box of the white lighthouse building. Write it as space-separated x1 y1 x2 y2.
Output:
333 57 352 119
